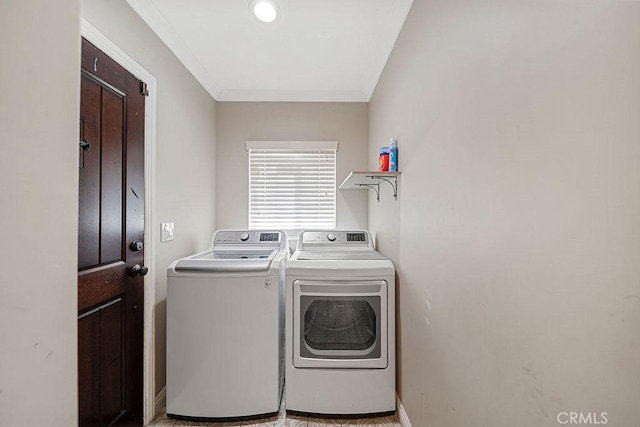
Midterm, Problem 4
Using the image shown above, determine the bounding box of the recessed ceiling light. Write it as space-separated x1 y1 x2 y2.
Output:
249 0 280 23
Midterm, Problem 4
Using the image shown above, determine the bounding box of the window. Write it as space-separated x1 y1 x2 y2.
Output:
247 141 337 230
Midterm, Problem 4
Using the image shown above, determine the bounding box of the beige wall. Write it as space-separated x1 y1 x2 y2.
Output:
0 0 80 425
216 102 369 234
82 0 218 396
369 1 640 426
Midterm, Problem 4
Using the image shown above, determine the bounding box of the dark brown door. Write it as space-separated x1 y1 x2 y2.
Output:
78 38 145 427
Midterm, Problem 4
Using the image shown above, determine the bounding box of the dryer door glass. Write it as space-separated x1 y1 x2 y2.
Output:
299 296 381 359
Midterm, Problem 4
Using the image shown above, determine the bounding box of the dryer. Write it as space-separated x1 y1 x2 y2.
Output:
166 229 288 421
285 230 395 417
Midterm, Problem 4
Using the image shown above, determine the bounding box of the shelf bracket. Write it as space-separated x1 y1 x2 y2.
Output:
338 171 400 202
356 183 380 202
366 175 398 200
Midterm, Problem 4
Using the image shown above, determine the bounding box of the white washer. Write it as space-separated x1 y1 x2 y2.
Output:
285 230 396 417
166 229 288 421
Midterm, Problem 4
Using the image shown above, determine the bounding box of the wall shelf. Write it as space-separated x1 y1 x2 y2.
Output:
339 171 400 202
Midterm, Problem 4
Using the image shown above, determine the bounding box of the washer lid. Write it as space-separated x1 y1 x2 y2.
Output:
174 249 277 272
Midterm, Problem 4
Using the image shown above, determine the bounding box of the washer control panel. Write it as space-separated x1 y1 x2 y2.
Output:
213 230 283 246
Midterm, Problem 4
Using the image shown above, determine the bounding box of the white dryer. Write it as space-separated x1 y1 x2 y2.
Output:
285 230 395 417
166 230 288 421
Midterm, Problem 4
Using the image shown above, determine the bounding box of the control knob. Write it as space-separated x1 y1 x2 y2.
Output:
327 233 336 242
240 232 250 241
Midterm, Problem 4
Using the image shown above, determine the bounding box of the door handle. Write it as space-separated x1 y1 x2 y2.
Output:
130 264 149 277
130 240 144 251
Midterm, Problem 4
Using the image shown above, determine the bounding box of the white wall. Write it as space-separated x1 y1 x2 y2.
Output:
369 1 640 426
0 0 80 425
81 0 218 396
216 102 369 234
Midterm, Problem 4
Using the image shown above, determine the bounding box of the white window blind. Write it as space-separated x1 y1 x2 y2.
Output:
247 141 337 230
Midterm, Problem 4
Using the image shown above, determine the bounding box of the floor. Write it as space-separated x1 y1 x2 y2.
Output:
149 393 400 427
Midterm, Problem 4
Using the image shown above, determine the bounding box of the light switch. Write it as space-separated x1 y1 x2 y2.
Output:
161 222 175 242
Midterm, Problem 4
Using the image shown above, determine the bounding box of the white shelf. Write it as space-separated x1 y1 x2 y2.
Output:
339 171 400 201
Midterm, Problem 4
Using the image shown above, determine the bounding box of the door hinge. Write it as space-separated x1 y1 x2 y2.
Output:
140 81 149 96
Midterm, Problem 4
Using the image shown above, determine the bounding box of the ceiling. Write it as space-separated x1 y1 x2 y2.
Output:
125 0 414 102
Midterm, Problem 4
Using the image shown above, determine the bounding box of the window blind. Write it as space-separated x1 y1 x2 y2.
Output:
248 142 337 230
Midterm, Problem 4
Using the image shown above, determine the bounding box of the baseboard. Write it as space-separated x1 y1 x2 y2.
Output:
155 386 167 416
396 394 412 427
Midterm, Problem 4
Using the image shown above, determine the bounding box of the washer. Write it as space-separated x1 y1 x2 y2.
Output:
166 229 288 421
285 230 395 417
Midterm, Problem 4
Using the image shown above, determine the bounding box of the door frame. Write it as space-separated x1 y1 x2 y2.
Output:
81 19 158 425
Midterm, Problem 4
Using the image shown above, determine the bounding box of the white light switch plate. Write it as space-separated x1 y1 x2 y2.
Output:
161 222 175 242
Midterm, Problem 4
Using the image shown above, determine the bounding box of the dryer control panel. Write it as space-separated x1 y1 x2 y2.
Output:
298 230 373 250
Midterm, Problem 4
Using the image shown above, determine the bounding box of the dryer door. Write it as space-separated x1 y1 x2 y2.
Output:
293 279 388 369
